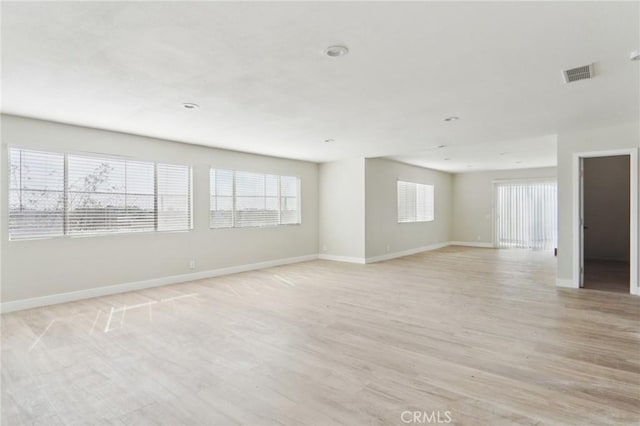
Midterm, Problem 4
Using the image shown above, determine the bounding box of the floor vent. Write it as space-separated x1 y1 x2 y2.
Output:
563 63 594 83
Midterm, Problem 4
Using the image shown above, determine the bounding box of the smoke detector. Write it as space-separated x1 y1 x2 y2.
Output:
562 63 595 83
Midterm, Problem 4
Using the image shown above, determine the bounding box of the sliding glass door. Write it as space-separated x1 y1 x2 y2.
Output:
494 181 557 250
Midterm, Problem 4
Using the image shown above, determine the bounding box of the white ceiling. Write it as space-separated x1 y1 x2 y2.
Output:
390 134 557 173
1 2 638 171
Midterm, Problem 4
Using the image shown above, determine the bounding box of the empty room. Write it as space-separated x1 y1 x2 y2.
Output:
1 1 639 425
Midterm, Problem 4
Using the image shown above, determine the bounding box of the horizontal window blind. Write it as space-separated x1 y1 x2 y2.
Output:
210 168 234 229
9 148 65 239
495 181 557 250
235 171 279 227
8 147 192 240
398 180 434 223
280 175 300 225
67 155 155 235
210 169 300 228
157 163 191 231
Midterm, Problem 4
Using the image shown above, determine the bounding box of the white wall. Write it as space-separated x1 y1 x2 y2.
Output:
364 158 452 259
556 122 639 286
583 156 630 261
1 114 319 303
452 167 557 245
318 158 365 261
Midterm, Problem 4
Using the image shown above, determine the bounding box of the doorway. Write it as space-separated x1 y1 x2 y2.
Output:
582 156 630 292
574 149 638 294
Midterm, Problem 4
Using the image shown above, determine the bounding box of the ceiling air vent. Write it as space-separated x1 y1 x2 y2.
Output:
562 63 595 83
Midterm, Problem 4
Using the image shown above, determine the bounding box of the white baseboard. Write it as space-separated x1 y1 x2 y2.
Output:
556 278 578 288
0 254 318 314
317 254 366 264
366 241 451 264
450 241 494 248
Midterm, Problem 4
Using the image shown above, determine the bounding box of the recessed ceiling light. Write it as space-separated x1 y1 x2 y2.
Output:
324 45 349 57
630 51 640 61
437 145 447 149
443 116 459 122
324 138 335 143
182 103 199 109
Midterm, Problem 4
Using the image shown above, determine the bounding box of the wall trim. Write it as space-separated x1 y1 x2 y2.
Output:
317 254 366 264
365 242 451 263
450 241 494 248
556 278 578 289
0 254 318 314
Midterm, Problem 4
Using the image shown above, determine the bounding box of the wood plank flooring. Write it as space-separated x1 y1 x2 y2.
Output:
2 246 639 425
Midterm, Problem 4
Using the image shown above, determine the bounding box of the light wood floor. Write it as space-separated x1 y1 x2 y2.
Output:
2 247 639 425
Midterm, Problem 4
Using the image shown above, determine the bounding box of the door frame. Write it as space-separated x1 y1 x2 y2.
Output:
572 148 638 295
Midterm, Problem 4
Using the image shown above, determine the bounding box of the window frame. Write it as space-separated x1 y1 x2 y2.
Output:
397 179 435 224
209 167 302 229
7 146 193 241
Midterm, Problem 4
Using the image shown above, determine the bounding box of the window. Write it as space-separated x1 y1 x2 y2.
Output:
157 164 191 231
210 169 234 229
235 171 280 227
8 147 192 240
397 180 434 223
67 155 155 235
210 168 300 228
279 175 300 225
9 149 65 239
495 181 557 250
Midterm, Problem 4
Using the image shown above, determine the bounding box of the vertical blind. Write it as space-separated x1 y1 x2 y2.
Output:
9 147 192 239
494 181 557 250
210 169 300 228
398 180 435 223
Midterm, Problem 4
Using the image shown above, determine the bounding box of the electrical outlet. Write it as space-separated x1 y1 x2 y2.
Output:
476 235 481 241
322 245 327 252
189 260 196 270
386 244 391 252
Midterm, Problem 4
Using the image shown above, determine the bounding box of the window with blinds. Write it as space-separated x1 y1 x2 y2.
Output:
157 164 191 231
397 180 434 223
494 181 557 250
209 168 300 228
9 149 65 239
210 168 234 229
67 155 155 235
8 147 192 240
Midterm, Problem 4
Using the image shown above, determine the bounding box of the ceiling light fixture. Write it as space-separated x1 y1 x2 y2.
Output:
324 45 349 57
630 51 640 61
182 103 199 109
443 116 459 122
